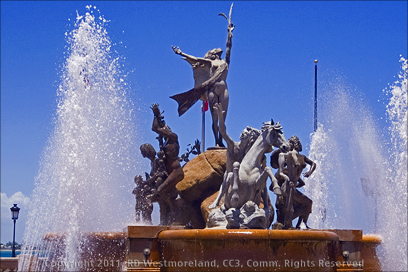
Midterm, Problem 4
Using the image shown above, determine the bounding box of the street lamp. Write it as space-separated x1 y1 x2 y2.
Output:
10 204 20 257
314 59 318 132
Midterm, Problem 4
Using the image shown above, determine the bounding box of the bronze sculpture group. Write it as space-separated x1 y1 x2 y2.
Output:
132 4 316 230
133 104 184 225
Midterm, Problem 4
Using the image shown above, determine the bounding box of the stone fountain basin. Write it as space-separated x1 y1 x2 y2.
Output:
126 226 381 272
22 232 127 272
25 227 380 272
157 229 339 272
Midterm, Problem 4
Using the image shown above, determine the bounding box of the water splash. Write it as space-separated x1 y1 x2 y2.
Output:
306 84 382 230
306 124 332 229
306 57 407 271
19 8 137 271
376 56 407 271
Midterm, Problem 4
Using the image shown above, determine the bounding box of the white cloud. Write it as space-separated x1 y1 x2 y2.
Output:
1 192 30 220
1 192 30 243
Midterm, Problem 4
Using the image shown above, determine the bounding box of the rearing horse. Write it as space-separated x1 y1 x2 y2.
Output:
224 120 289 212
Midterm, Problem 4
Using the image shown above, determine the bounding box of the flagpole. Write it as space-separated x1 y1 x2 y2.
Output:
201 101 205 152
314 60 318 132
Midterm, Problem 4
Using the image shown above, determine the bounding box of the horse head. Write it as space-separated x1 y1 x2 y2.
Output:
261 119 289 153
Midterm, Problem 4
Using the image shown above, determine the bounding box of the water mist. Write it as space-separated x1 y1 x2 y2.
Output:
306 57 407 271
19 8 138 271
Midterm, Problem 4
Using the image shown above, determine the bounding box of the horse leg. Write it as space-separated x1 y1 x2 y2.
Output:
210 171 232 209
264 166 282 196
228 162 240 209
256 170 269 206
255 170 275 228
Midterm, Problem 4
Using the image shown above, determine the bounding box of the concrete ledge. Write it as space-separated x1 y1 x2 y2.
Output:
159 229 340 241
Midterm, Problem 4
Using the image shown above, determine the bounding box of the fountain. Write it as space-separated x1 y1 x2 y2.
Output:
18 7 137 272
306 56 407 271
17 4 406 272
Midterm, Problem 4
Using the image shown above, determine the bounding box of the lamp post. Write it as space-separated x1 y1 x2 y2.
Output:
314 60 318 132
10 204 20 257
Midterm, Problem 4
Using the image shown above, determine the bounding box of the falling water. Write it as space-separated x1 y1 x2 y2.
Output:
19 7 137 271
376 57 407 271
305 124 332 229
306 57 407 271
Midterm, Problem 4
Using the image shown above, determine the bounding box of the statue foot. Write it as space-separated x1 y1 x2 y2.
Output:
283 222 294 229
217 141 225 148
296 222 312 229
272 222 284 230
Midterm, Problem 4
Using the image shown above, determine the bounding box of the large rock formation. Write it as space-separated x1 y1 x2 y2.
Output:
174 148 226 228
177 148 226 202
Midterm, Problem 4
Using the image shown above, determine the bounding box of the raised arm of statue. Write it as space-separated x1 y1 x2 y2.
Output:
225 22 234 65
172 46 211 67
151 103 178 142
152 120 178 143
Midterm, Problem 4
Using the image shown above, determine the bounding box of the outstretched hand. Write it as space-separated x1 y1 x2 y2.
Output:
172 46 182 55
303 171 312 178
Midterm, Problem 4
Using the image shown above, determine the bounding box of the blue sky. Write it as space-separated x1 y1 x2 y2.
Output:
1 1 407 243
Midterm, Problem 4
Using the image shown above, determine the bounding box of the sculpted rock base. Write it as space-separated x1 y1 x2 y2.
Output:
173 149 226 228
176 149 226 202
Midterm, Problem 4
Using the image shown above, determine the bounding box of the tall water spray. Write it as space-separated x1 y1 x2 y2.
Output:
306 57 407 271
19 8 138 271
376 57 407 271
